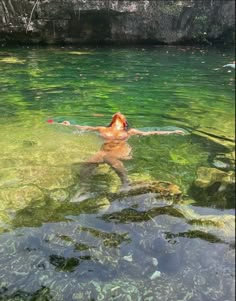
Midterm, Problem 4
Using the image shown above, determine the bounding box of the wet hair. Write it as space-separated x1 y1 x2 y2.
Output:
122 120 129 131
107 112 129 130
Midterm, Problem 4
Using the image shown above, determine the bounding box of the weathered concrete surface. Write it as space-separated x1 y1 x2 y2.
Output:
0 0 235 45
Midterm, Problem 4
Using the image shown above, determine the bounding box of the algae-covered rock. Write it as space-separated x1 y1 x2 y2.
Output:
192 128 235 151
109 180 182 202
0 184 46 227
0 57 26 64
49 189 70 202
19 166 75 191
0 167 21 187
211 151 235 171
189 167 235 209
0 185 45 211
70 179 182 205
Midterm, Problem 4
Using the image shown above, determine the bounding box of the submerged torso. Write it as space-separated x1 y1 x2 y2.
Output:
98 127 132 159
99 127 129 141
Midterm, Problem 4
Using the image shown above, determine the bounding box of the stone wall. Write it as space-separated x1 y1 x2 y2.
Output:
0 0 235 45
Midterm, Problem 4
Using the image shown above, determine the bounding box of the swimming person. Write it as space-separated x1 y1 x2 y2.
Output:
55 112 185 187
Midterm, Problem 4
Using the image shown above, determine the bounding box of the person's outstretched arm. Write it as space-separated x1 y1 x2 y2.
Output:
47 120 105 132
128 128 185 136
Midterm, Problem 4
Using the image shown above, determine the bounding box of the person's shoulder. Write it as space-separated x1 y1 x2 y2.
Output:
128 128 141 135
97 126 108 131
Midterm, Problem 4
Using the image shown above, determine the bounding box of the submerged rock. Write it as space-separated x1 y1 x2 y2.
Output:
192 128 235 151
0 184 46 227
49 189 70 202
109 180 182 201
211 151 235 171
150 270 161 280
188 167 235 209
0 184 45 211
69 180 182 205
19 166 76 191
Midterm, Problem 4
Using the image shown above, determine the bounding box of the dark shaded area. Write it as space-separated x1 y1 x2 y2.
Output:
0 286 53 301
10 181 181 228
49 254 81 272
0 0 234 46
67 10 112 43
165 230 224 244
188 180 235 209
101 206 185 224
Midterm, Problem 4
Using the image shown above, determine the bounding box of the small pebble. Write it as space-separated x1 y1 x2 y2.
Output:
150 270 161 280
152 258 159 266
123 254 133 262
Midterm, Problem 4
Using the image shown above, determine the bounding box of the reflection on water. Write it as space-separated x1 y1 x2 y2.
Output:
0 46 235 300
0 200 234 300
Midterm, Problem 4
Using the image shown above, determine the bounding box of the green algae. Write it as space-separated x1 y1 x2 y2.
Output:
0 57 26 64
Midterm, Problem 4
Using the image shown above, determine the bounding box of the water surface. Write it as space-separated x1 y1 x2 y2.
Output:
0 46 235 300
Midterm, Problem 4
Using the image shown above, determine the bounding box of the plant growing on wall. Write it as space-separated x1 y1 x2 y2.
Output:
26 0 39 32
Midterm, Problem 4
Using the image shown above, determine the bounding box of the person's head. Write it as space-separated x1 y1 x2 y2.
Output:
108 112 129 130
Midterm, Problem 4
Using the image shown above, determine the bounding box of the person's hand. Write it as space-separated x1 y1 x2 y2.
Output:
174 130 185 135
61 121 71 126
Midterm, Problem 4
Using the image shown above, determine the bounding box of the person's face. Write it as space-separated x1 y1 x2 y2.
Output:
111 113 127 129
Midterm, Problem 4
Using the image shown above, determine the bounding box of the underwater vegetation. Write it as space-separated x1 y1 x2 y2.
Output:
0 46 234 300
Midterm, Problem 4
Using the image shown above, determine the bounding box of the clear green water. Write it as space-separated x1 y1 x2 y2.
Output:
0 46 235 300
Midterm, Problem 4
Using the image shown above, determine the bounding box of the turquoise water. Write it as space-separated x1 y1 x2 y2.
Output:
0 46 235 300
